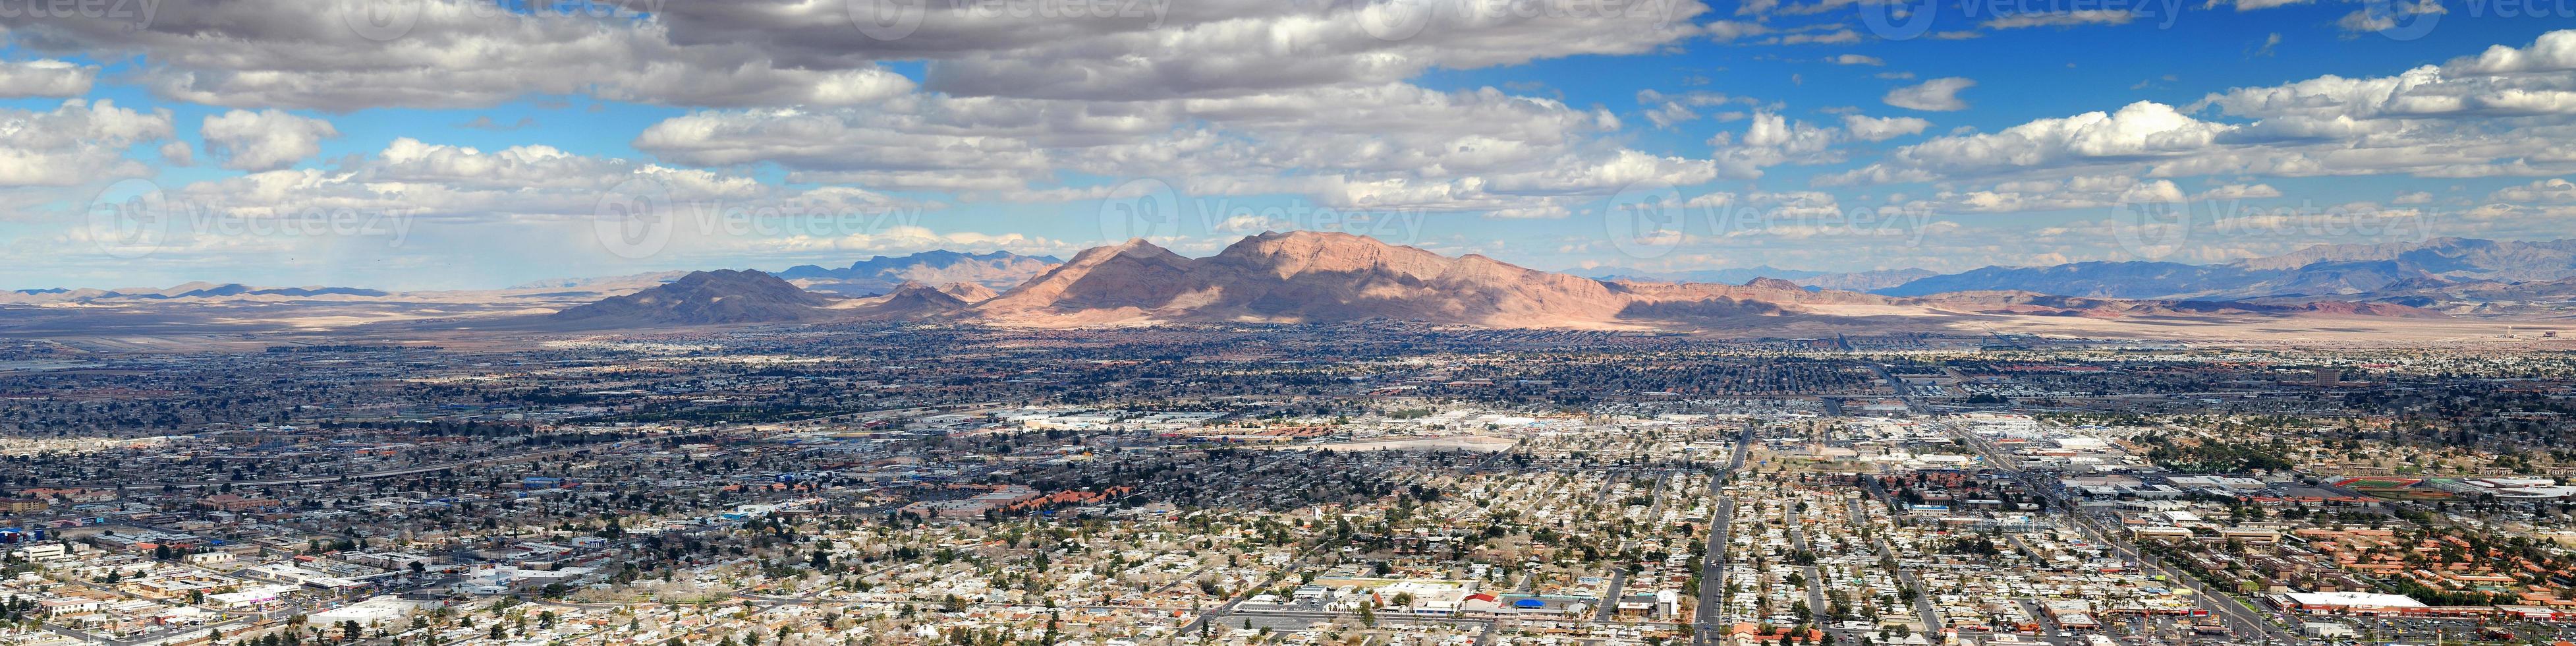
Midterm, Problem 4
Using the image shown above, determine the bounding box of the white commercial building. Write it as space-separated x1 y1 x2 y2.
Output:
312 596 424 626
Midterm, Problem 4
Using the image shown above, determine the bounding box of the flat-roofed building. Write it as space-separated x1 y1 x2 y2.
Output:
2272 591 2425 616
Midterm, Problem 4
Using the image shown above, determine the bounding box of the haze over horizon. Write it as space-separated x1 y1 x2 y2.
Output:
1 0 2573 291
14 9 2576 642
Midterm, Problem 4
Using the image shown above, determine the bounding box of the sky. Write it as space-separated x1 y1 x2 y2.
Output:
0 0 2572 290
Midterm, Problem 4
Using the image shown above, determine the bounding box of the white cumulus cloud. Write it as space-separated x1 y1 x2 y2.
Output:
200 109 339 171
1884 77 1975 111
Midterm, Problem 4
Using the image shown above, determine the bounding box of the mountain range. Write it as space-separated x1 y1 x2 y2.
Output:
1873 238 2576 309
537 270 1001 328
13 234 2571 335
0 282 390 305
548 270 837 326
1585 266 1828 284
1572 237 2576 312
0 250 1063 314
771 250 1061 296
973 233 1644 326
1585 266 1936 291
528 231 2446 330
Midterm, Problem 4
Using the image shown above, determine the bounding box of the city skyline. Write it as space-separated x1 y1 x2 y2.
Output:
10 6 2576 646
0 1 2571 289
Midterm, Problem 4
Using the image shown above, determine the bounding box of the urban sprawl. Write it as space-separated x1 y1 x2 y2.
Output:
5 325 2576 646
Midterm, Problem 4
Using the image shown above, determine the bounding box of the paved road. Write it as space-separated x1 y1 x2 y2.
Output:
1595 569 1629 622
1786 523 1829 627
1851 490 1944 633
1886 377 2287 643
1592 468 1627 506
30 444 607 492
1231 608 1681 628
1942 421 2294 644
13 404 981 493
1176 448 1338 639
1868 365 1913 397
1691 427 1753 646
1845 495 1943 633
1597 471 1675 622
2073 515 2286 643
1891 542 1943 631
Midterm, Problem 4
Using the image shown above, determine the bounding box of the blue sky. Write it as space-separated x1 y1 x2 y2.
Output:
0 0 2571 289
